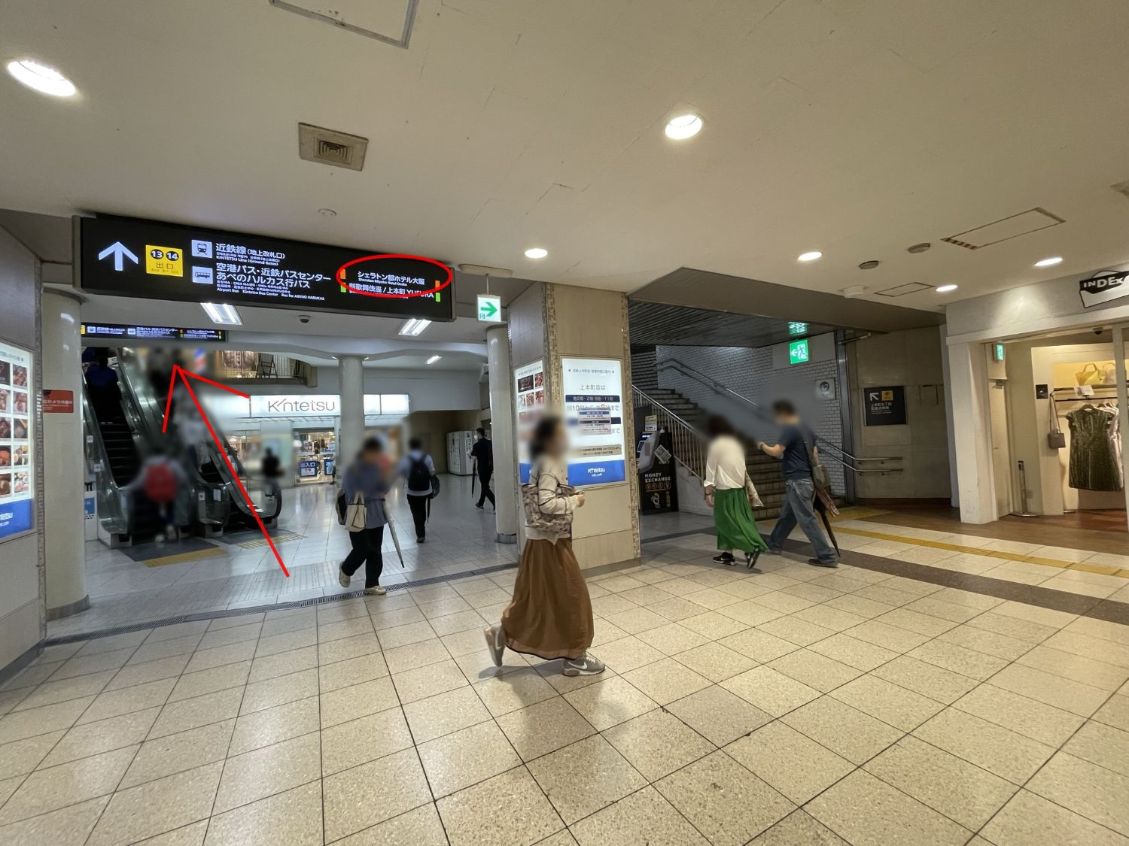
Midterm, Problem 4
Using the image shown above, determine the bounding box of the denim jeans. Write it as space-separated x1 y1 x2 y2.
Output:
767 478 838 563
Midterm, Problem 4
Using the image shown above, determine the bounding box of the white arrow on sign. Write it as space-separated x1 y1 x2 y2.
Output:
97 241 139 271
868 392 880 401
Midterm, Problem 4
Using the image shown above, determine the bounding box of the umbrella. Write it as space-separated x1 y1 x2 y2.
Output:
814 491 841 556
386 516 405 567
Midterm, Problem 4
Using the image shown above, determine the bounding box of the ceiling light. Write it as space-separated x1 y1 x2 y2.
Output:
1034 256 1063 268
841 285 867 298
858 260 880 270
398 318 430 336
201 303 242 325
6 59 76 97
664 113 703 140
797 251 823 263
935 284 958 294
524 247 548 260
426 355 441 365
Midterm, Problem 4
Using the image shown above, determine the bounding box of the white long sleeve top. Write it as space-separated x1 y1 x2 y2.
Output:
704 435 748 491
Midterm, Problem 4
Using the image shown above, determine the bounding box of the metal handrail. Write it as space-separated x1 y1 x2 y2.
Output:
632 386 709 481
80 390 131 536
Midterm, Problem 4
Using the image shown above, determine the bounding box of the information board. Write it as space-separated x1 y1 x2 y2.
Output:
0 338 34 542
514 360 545 484
80 322 227 342
863 385 907 426
76 215 454 321
561 357 626 487
298 460 320 478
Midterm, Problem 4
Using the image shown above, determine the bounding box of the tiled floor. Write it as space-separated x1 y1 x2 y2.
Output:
6 520 1129 844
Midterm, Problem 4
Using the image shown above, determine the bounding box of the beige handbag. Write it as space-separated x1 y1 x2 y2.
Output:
1075 362 1104 386
744 474 764 508
345 492 367 532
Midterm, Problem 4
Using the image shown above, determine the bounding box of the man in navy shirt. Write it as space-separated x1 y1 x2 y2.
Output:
758 400 838 567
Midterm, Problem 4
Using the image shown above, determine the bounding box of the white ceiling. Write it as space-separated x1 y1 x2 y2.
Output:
3 0 1129 311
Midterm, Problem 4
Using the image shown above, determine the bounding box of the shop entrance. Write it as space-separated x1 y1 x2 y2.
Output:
295 428 336 484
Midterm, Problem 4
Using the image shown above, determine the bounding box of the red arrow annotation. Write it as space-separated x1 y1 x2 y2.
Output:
162 365 290 577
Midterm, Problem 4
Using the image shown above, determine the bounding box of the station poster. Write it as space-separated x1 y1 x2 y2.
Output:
514 360 544 484
561 357 626 487
0 338 34 542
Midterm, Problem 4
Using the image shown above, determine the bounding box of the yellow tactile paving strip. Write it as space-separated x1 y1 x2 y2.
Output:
142 547 227 568
834 525 1129 580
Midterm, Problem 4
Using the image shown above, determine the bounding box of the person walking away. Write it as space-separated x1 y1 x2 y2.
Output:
338 437 391 595
128 448 187 543
483 416 604 676
759 400 839 568
85 349 124 424
704 416 768 568
399 438 436 543
261 447 281 480
470 427 495 510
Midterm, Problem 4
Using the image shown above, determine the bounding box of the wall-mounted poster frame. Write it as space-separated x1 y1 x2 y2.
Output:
0 335 35 543
514 360 545 484
560 356 627 488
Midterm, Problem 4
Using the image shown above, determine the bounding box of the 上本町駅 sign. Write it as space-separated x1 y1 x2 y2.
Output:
75 215 454 321
1079 270 1129 309
863 385 907 426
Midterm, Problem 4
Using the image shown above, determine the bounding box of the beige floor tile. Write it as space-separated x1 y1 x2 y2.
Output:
404 685 491 742
528 734 646 824
437 766 564 846
806 769 970 845
429 610 488 638
872 655 979 704
590 636 665 674
783 695 903 764
571 785 709 846
474 666 558 716
563 676 657 731
679 611 749 639
184 641 257 674
768 649 863 692
603 709 714 780
333 803 448 846
321 706 413 774
952 683 1083 747
824 593 895 620
121 719 234 789
240 668 319 716
726 721 854 804
496 696 596 761
167 661 250 703
967 611 1057 644
205 780 322 846
590 619 630 648
105 654 191 692
0 744 135 825
1062 721 1129 780
0 729 65 778
650 596 712 621
196 621 262 651
11 669 115 712
87 761 223 846
369 606 426 630
991 662 1110 717
603 606 671 635
864 736 1016 829
666 685 772 746
148 687 242 740
622 658 711 705
321 676 399 729
246 645 318 685
1019 645 1129 692
827 674 941 732
808 633 897 672
618 585 679 607
673 641 757 682
908 639 1008 681
655 750 794 844
317 651 388 693
383 639 451 674
719 628 800 662
981 788 1129 846
756 615 836 647
755 590 816 614
936 625 1032 661
913 707 1055 784
377 621 438 652
0 796 108 845
1095 694 1129 732
51 647 137 681
318 616 375 644
1049 627 1129 665
441 628 489 657
721 666 821 717
214 732 320 814
229 696 320 757
418 719 521 797
1028 751 1129 836
318 632 382 666
254 627 317 659
749 809 848 845
791 604 868 634
392 659 469 704
719 599 786 627
845 619 930 653
78 678 174 725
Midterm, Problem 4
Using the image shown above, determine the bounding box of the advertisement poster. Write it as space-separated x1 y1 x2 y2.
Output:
561 357 626 487
514 360 545 483
0 339 34 541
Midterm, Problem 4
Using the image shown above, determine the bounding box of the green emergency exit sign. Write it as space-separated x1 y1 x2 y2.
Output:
788 338 810 365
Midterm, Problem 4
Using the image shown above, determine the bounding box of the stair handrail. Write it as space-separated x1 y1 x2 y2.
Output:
631 386 709 481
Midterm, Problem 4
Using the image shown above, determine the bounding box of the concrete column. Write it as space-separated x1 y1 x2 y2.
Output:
338 355 365 463
42 290 88 618
486 325 517 543
947 340 996 523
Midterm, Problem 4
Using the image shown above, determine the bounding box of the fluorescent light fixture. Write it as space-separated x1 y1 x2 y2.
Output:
398 318 431 336
797 250 823 262
664 113 703 140
1034 256 1063 268
6 59 76 97
201 303 241 325
788 321 808 336
426 355 441 365
524 247 548 260
935 284 958 294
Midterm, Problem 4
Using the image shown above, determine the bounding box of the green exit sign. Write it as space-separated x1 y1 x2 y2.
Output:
789 338 810 365
477 294 501 323
992 342 1006 362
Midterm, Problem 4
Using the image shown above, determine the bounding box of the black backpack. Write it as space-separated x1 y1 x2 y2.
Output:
407 456 432 492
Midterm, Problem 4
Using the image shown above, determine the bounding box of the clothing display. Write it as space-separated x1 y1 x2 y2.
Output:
1065 403 1122 492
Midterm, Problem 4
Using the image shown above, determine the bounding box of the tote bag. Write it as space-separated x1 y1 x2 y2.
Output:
345 493 367 533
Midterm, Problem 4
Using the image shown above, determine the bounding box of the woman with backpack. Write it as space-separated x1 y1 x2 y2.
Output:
398 437 437 543
484 416 604 677
338 437 392 596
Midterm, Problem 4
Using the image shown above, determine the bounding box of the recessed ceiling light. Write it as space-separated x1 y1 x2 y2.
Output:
1034 256 1063 268
797 251 823 263
6 59 76 97
318 207 337 217
907 242 931 254
398 318 430 336
524 247 548 260
858 260 880 270
201 303 242 325
664 113 703 140
935 284 958 294
425 355 441 365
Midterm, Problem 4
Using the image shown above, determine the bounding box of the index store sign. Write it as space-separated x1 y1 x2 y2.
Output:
788 338 810 365
477 294 502 323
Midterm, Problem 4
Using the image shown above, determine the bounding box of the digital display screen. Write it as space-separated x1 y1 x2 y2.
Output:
76 215 454 321
0 338 34 542
80 322 227 342
298 460 320 478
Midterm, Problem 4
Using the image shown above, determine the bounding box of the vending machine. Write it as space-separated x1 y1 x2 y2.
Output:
447 430 476 476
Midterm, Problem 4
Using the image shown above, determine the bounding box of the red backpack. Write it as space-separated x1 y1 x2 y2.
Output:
142 460 178 504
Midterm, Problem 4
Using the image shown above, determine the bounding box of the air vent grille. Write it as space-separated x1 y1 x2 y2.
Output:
942 208 1064 251
298 123 368 172
875 282 933 298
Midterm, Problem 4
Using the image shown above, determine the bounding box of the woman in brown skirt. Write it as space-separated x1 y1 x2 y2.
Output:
484 416 604 676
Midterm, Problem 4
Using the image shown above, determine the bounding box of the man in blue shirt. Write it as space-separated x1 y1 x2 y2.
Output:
758 400 838 567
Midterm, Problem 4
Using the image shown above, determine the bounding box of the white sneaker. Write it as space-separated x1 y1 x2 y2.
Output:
562 654 605 677
338 569 350 589
484 626 505 667
363 586 387 596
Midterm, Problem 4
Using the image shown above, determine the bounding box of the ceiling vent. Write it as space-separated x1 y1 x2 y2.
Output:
298 123 368 172
875 282 933 298
269 0 419 49
942 208 1064 250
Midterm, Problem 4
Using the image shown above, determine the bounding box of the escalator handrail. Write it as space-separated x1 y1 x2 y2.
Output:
80 388 131 536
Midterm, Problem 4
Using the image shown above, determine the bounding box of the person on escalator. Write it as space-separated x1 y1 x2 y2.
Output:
398 438 437 543
85 350 124 423
338 437 391 596
128 448 188 543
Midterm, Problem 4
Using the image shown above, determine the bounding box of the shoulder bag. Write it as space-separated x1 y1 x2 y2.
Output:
1047 401 1066 450
345 492 367 533
521 463 574 536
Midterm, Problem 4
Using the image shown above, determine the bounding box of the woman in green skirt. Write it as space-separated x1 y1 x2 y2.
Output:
704 416 768 568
